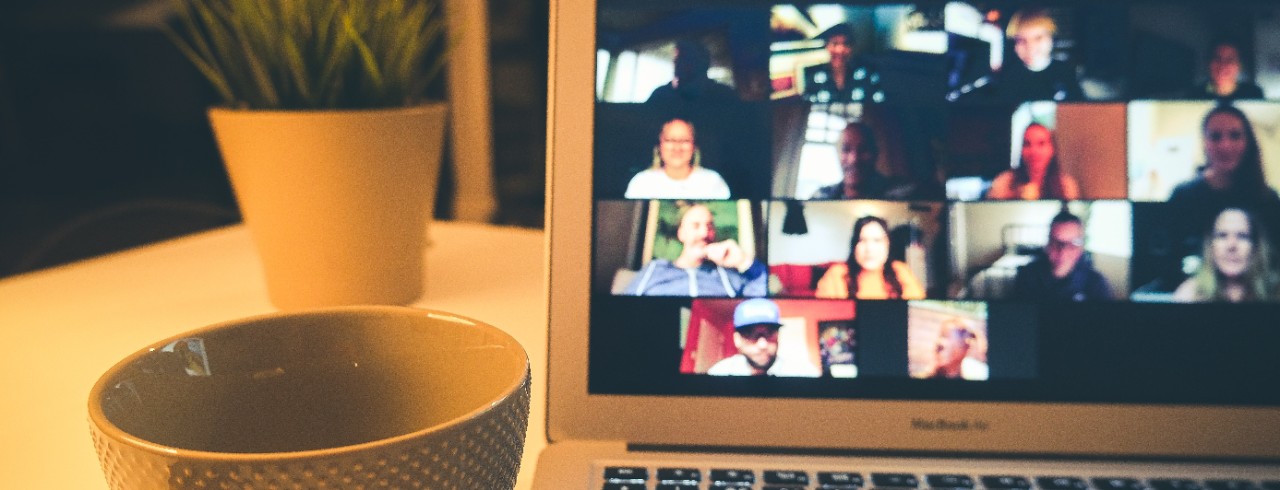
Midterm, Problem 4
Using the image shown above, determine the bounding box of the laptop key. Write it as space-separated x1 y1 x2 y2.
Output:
765 470 811 485
821 471 866 487
929 474 976 488
983 476 1032 489
1150 479 1204 490
655 485 697 490
874 473 921 488
711 469 755 485
603 484 648 490
1038 477 1089 490
1092 477 1145 490
762 487 808 490
656 468 701 483
604 467 649 483
1207 480 1262 490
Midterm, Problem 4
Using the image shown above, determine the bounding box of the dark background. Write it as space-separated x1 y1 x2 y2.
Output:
589 296 1280 405
0 0 548 278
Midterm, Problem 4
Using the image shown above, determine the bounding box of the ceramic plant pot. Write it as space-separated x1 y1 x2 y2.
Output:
209 104 447 309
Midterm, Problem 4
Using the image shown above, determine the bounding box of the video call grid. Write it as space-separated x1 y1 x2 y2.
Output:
582 0 1280 389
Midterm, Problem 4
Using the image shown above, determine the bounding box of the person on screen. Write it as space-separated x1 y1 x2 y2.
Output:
1173 207 1278 303
803 23 885 104
1167 104 1280 256
816 215 925 300
623 203 766 297
986 123 1080 200
1169 104 1280 210
809 121 884 199
809 121 914 200
1185 41 1265 100
921 318 989 381
985 8 1082 102
646 39 738 106
706 298 820 377
1012 210 1114 301
624 118 731 200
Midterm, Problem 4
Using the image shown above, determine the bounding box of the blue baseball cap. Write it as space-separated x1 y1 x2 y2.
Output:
733 298 783 330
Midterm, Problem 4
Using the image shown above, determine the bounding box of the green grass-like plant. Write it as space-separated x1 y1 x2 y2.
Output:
165 0 446 109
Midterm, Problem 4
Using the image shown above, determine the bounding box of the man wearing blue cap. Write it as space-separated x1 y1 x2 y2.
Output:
706 299 821 377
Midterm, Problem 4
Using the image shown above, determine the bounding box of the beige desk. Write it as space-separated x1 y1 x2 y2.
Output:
0 221 548 489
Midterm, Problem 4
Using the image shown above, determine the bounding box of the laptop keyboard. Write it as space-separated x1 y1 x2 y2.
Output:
600 467 1280 490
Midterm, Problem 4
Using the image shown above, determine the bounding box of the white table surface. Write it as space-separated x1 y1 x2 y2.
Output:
0 221 548 489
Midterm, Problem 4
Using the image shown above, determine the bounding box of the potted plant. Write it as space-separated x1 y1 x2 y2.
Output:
166 0 448 309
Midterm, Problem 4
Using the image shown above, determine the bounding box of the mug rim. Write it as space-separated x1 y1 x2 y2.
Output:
87 305 530 463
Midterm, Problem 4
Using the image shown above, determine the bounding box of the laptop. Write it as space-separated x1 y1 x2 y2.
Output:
538 0 1280 488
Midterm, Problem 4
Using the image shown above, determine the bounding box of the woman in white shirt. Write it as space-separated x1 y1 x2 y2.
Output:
624 118 731 199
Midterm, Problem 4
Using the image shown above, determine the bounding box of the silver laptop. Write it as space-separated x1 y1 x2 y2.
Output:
539 0 1280 488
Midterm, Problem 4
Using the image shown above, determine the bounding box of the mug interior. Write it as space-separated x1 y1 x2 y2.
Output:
91 308 526 454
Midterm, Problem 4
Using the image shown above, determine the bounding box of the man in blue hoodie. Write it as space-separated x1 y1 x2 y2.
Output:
624 203 767 297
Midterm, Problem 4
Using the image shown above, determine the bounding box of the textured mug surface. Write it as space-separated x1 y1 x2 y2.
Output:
88 306 530 490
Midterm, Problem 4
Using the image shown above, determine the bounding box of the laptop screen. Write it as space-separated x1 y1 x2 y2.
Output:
587 0 1280 407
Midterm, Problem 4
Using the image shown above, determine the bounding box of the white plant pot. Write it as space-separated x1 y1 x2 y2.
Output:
209 104 447 310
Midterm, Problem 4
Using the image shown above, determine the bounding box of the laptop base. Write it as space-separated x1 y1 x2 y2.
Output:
534 441 1280 490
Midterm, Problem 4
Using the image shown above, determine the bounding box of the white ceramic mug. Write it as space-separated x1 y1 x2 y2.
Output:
88 306 530 489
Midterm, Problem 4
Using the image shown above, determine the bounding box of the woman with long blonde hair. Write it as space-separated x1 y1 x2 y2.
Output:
1173 207 1279 303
